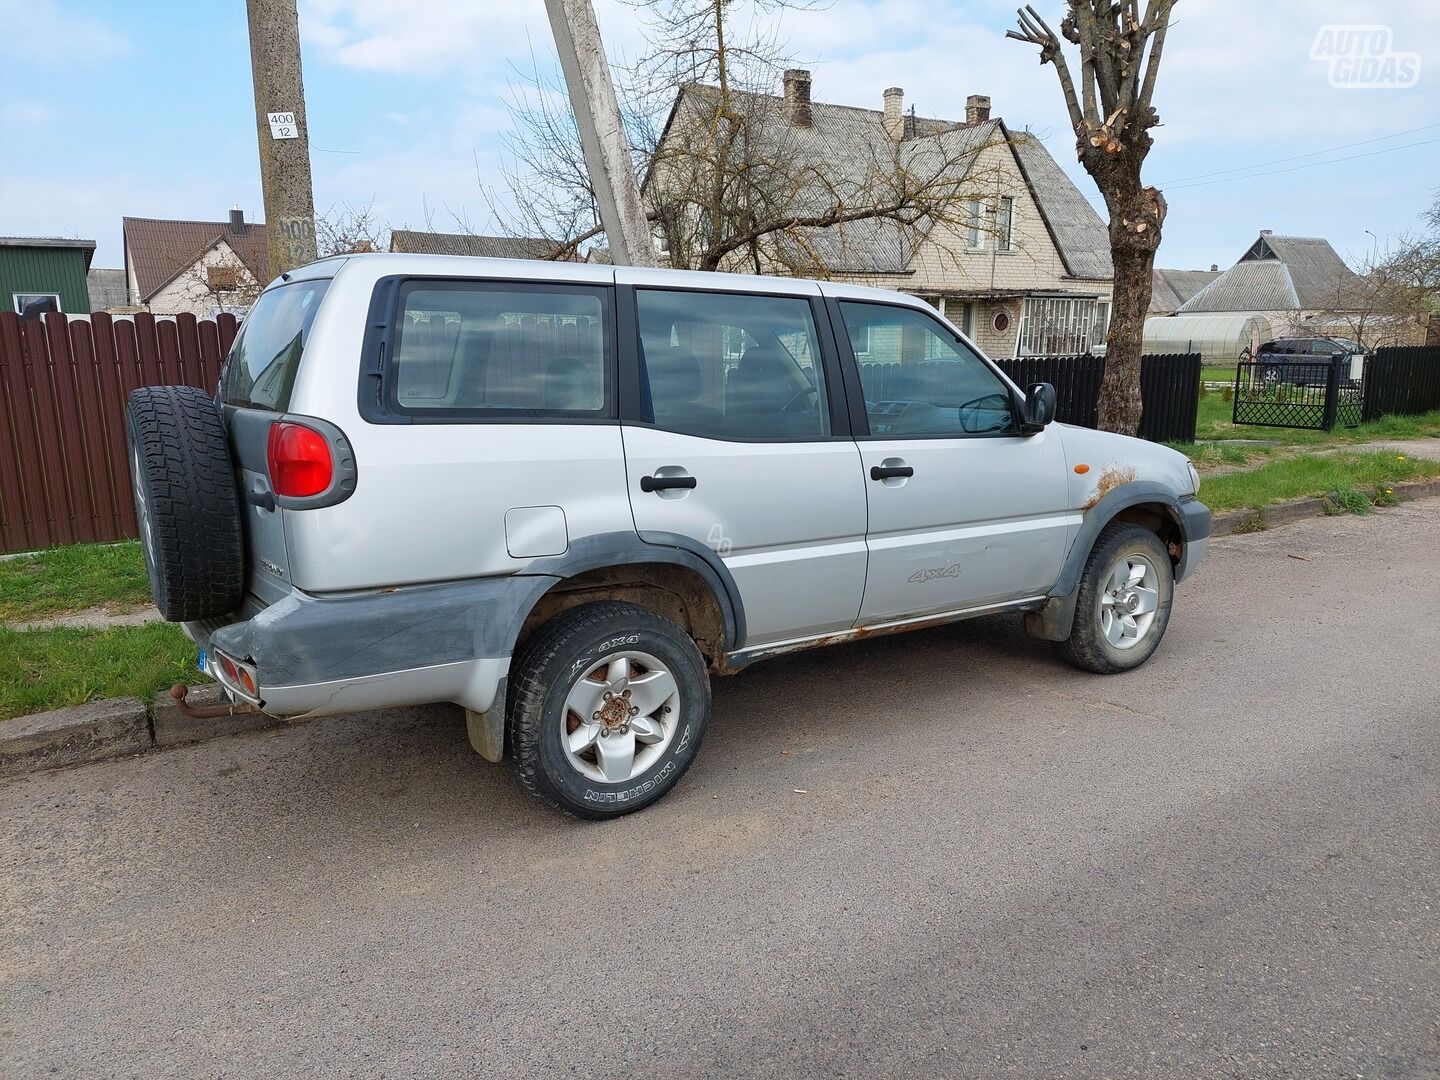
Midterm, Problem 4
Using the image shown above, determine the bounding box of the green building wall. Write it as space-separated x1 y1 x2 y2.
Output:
0 247 92 315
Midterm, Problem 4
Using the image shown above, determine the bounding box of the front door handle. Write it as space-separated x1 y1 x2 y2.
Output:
870 464 914 480
641 474 698 492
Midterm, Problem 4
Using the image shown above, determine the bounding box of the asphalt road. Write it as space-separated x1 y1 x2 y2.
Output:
4 501 1438 1079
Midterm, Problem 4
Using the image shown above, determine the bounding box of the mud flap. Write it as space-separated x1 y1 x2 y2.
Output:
465 676 508 762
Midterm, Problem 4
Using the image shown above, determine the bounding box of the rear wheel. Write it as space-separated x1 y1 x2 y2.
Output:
509 601 710 818
1057 524 1174 674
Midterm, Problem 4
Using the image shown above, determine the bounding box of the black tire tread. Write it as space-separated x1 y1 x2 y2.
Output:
509 601 708 819
125 386 244 622
1055 523 1173 675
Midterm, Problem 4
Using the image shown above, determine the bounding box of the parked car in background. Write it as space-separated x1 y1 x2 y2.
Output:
1253 336 1366 385
124 254 1210 819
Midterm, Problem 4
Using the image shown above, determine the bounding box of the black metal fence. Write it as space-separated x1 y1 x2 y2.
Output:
1232 355 1361 431
1362 346 1440 420
992 352 1201 443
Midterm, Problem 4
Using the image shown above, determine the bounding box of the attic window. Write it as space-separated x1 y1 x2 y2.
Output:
207 266 240 291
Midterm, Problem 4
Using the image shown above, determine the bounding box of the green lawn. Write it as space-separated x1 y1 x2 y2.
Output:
0 622 198 721
1200 364 1234 384
1198 450 1440 513
1188 396 1440 448
0 541 153 622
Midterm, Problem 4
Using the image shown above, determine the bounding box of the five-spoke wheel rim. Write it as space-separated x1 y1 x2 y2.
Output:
560 650 680 784
1098 553 1160 650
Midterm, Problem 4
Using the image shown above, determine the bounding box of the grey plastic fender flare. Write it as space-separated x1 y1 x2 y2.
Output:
1025 481 1211 642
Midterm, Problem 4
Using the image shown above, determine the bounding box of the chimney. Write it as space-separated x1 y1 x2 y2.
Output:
1210 263 1219 272
883 87 905 140
1259 228 1273 235
228 207 246 235
966 94 992 125
783 68 812 128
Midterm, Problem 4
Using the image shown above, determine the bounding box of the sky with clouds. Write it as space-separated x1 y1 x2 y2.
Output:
2 0 1436 272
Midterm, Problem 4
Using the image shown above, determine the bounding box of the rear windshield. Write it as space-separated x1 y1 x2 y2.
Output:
221 280 329 411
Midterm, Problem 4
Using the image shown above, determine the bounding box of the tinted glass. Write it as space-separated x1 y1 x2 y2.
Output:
222 280 329 410
635 289 829 440
841 302 1016 436
391 282 610 416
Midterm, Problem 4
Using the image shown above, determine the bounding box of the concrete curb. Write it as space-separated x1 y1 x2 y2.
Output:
1 697 151 779
1210 477 1440 537
4 483 1438 779
2 684 289 780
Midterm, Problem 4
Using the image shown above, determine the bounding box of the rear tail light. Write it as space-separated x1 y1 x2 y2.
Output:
267 421 332 497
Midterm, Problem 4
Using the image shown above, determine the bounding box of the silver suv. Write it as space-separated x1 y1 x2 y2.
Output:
125 254 1209 818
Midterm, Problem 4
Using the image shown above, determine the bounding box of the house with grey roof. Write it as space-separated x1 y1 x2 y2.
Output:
1149 266 1221 315
647 71 1114 357
389 230 573 261
1176 232 1363 318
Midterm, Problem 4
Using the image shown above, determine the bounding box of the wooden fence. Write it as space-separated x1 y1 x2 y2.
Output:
0 311 238 553
994 352 1202 444
1361 345 1440 421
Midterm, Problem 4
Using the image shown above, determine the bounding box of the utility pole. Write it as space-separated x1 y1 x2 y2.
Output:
246 0 317 276
544 0 657 267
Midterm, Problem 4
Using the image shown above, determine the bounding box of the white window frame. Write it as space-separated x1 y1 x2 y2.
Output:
13 291 62 315
1015 296 1102 357
964 200 984 250
997 197 1014 252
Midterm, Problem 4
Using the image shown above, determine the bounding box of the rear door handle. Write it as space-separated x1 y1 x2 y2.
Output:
641 474 698 492
870 464 914 480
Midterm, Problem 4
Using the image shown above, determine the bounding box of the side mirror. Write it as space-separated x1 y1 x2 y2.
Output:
1023 382 1057 431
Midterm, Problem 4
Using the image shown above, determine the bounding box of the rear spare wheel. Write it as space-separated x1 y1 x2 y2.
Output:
125 386 245 621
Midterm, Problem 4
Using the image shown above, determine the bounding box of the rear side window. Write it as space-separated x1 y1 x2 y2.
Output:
635 289 829 440
388 281 612 417
222 280 329 411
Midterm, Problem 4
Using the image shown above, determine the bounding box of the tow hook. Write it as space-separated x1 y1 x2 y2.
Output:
168 683 263 719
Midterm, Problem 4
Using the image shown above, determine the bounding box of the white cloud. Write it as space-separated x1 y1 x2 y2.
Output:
0 0 128 62
3 99 56 125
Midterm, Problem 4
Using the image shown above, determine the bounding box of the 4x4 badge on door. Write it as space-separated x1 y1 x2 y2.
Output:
908 563 963 584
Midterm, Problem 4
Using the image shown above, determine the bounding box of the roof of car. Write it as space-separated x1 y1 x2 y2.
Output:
288 252 931 307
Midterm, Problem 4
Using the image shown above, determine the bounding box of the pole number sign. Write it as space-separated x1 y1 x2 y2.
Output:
267 112 299 140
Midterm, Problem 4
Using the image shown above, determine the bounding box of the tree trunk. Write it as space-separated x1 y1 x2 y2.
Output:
1095 180 1165 436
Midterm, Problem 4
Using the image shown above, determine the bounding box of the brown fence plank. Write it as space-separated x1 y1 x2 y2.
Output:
133 313 163 387
43 312 102 543
176 313 202 388
218 312 239 356
20 317 73 545
157 318 184 387
0 315 37 551
66 318 119 541
89 313 136 537
198 319 223 390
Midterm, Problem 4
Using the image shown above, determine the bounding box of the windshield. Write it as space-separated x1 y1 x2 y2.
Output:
221 280 329 411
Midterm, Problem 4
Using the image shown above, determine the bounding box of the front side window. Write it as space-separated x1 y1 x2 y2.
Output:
222 279 329 410
635 289 829 440
841 301 1016 437
389 282 611 417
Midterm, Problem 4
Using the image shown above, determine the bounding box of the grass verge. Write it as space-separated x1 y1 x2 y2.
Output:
1192 399 1440 447
1199 451 1440 513
0 622 197 721
0 541 152 623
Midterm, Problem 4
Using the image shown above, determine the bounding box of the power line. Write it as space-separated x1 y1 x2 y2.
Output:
1165 136 1440 192
1153 121 1440 187
1081 128 1440 202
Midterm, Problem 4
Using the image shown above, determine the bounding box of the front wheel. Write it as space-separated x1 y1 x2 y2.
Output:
1056 524 1174 674
509 601 711 818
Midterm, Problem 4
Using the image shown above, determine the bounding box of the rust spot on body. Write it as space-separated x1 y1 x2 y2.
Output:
1083 465 1137 510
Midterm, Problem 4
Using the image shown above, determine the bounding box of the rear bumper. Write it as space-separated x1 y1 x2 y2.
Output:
186 574 554 718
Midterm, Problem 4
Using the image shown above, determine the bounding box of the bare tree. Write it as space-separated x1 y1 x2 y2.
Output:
493 1 1000 272
1009 0 1175 435
315 201 390 256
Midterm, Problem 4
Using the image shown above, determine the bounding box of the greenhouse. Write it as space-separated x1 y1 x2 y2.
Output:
1143 313 1277 365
